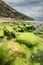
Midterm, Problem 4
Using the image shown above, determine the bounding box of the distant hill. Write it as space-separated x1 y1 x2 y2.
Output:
0 0 34 20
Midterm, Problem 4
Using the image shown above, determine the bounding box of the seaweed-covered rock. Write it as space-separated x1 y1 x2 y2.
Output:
25 24 36 32
0 29 4 38
16 27 24 32
0 41 25 65
5 44 32 65
16 32 42 47
16 32 43 64
7 57 28 65
38 31 43 35
13 32 21 37
33 62 40 65
4 25 14 35
4 25 15 39
21 44 31 59
15 25 25 32
29 41 43 65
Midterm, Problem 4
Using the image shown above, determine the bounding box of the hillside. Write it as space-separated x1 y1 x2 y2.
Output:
0 0 33 21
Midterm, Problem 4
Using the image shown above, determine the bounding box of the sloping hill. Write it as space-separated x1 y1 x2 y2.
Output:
0 0 34 20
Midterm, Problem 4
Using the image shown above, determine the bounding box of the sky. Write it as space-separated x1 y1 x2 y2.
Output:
3 0 43 20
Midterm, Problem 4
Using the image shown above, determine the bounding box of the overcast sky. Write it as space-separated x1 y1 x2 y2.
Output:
3 0 43 20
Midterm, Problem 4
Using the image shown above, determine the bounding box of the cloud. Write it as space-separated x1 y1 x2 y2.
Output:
3 0 43 7
3 0 25 4
13 5 43 16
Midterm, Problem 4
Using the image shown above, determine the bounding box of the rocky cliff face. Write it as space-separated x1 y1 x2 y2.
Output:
0 0 34 20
